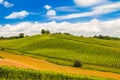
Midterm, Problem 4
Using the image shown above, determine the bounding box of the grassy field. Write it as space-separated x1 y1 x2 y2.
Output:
0 66 112 80
0 34 120 73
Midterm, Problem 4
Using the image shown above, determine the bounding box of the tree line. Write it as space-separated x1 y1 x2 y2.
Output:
0 29 72 40
1 29 120 41
0 33 25 40
93 35 120 40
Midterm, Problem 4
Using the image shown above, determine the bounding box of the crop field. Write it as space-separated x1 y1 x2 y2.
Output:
0 34 120 79
0 66 112 80
1 0 120 79
0 51 120 80
0 34 120 68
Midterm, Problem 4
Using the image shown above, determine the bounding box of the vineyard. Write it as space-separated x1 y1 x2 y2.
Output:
0 0 120 79
0 34 120 73
0 66 110 80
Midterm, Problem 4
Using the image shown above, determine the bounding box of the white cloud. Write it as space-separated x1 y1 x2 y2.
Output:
46 10 56 17
44 5 56 17
0 19 120 37
92 2 120 14
5 11 29 19
74 0 109 7
44 5 52 10
0 0 3 4
3 1 14 8
51 2 120 20
0 0 14 8
55 6 79 12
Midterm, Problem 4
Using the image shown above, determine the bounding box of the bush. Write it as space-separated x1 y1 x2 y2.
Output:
0 47 4 51
73 60 82 67
0 56 4 59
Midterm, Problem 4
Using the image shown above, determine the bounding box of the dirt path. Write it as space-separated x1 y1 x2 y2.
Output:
0 51 120 80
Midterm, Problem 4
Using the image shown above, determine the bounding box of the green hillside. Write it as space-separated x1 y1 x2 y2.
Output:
0 34 120 72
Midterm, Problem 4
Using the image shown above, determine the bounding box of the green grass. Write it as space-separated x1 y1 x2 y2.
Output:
0 66 112 80
0 34 120 73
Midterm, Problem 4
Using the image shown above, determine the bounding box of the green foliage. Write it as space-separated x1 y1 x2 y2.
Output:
0 36 4 39
41 29 50 34
19 33 24 38
41 29 46 34
53 32 62 34
63 33 71 35
0 47 4 51
0 33 25 40
93 35 120 40
0 66 109 80
73 60 82 67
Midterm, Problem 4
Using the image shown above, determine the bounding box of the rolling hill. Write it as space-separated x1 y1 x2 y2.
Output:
0 34 120 73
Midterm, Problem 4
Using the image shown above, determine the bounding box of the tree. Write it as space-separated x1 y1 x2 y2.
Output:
41 29 50 34
0 36 4 39
19 33 24 38
41 29 46 34
46 30 50 34
63 33 71 35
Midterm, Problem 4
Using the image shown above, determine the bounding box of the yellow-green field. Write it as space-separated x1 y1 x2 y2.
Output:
0 51 120 80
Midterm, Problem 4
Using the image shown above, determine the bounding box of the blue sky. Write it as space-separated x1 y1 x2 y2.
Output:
0 0 120 24
0 0 74 24
0 0 120 36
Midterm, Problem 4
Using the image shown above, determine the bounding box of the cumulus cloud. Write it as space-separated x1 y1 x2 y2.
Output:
51 2 120 20
74 0 109 7
0 19 120 37
46 10 56 17
44 5 57 17
0 0 14 8
3 1 14 8
44 5 52 10
5 11 29 19
0 0 3 4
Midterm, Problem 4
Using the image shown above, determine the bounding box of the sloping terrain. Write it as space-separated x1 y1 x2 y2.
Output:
0 59 30 68
0 51 120 80
0 34 120 69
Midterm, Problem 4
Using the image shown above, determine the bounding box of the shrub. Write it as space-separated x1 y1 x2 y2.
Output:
73 60 82 67
0 47 4 51
0 56 4 59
